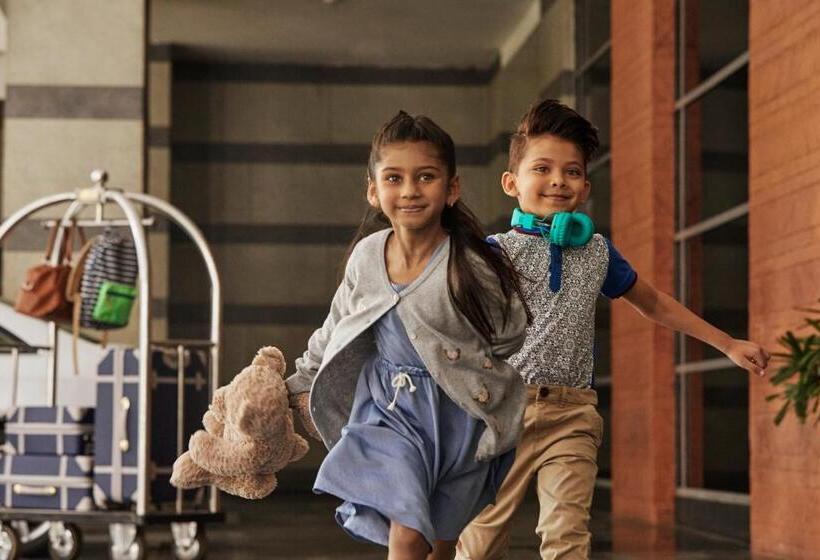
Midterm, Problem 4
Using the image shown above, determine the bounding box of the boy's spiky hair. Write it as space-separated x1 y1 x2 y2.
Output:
507 98 600 172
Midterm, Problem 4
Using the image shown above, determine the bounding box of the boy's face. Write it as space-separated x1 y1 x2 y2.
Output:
502 134 590 219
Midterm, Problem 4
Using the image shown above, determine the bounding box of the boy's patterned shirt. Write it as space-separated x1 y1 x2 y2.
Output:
491 230 637 388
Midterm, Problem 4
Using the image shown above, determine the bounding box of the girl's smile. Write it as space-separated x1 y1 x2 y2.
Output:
367 141 460 233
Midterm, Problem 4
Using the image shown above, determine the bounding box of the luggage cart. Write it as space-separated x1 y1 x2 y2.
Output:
0 170 223 560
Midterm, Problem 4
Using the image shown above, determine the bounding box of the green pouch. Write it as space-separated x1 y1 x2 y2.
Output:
92 281 137 327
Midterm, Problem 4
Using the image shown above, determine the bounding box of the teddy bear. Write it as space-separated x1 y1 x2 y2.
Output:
170 346 311 499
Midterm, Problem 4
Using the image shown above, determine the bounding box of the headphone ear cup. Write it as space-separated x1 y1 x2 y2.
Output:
568 213 595 246
550 212 595 247
549 212 571 246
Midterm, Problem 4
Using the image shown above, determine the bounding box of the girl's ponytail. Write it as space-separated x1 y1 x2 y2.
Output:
442 201 530 343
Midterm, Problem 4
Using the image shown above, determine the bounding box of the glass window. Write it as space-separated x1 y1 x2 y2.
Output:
576 55 612 153
677 368 750 492
678 69 748 229
682 216 749 362
675 0 749 495
588 157 611 233
576 0 611 64
681 0 749 92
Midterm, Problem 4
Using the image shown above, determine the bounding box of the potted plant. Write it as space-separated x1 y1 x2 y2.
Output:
767 301 820 425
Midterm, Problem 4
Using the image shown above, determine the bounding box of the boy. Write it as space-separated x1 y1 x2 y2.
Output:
455 99 770 559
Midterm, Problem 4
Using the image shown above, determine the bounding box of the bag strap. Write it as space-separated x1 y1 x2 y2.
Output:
61 221 77 264
66 236 98 302
43 225 59 262
72 295 82 376
69 234 98 376
50 221 72 265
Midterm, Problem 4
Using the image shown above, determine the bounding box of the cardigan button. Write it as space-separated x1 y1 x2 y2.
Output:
473 384 490 404
444 349 461 361
410 333 418 341
482 357 493 369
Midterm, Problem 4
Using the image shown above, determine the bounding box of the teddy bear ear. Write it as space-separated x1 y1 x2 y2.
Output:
252 346 286 376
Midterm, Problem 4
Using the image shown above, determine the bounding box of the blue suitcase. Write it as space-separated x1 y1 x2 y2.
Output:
93 346 209 509
3 406 94 456
0 454 94 511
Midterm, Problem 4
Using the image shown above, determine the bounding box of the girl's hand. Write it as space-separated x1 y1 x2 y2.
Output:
724 338 771 377
289 392 322 442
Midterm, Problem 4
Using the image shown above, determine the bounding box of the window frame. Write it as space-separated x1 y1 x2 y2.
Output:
674 0 750 503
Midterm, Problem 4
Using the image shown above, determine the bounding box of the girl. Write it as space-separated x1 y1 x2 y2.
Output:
286 111 530 560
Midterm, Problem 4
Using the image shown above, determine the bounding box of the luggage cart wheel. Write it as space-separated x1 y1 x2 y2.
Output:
47 522 82 560
0 523 20 560
10 521 50 556
171 522 206 560
108 523 145 560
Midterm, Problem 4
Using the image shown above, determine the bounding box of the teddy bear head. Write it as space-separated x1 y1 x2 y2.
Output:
214 346 291 442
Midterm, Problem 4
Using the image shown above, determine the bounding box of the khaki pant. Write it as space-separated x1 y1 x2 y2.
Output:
456 385 602 560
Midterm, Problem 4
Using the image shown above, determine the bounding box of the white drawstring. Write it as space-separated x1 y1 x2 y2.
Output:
387 372 417 411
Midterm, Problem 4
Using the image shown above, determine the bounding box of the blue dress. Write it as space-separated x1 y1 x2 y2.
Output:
313 274 515 548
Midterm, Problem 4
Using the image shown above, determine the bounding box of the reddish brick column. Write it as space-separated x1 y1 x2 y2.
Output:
749 1 820 557
609 0 676 526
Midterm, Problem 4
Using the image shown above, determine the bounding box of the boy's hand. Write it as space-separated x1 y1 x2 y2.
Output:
724 339 771 377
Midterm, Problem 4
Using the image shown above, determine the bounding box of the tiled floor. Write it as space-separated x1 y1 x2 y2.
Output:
16 492 755 559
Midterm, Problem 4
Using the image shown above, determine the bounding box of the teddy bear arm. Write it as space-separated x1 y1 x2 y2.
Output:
202 409 224 437
170 451 214 490
289 392 322 442
289 432 309 464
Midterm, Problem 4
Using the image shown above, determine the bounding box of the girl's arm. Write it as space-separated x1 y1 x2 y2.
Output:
285 257 357 396
478 239 528 358
490 291 528 359
622 277 770 376
286 269 355 442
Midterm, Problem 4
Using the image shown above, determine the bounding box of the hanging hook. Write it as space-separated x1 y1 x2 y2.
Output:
76 169 110 206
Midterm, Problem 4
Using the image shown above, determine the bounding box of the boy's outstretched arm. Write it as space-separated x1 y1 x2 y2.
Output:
621 277 771 377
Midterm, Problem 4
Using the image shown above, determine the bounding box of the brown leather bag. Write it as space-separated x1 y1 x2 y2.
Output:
14 222 83 322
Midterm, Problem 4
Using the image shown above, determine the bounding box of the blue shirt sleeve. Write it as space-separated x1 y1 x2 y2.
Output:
601 238 637 299
485 235 502 253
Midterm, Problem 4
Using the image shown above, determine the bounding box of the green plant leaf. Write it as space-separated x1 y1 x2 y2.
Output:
767 305 820 426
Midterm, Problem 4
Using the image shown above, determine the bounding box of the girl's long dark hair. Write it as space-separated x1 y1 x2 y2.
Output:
344 111 530 343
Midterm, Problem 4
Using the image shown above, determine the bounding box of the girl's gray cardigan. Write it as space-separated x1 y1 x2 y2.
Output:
285 228 528 462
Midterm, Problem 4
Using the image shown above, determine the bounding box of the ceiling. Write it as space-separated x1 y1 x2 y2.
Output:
150 0 537 68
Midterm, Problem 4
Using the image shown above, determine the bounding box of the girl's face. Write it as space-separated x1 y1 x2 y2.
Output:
367 141 460 232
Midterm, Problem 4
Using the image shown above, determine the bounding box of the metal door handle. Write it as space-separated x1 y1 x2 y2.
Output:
13 483 57 496
118 396 131 452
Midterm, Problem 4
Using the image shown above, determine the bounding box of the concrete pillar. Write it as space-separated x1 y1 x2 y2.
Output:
748 1 820 557
609 0 676 525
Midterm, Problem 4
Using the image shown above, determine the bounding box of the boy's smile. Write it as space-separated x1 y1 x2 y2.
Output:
502 134 590 219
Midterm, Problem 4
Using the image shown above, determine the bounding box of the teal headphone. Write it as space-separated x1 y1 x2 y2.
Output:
510 208 595 247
